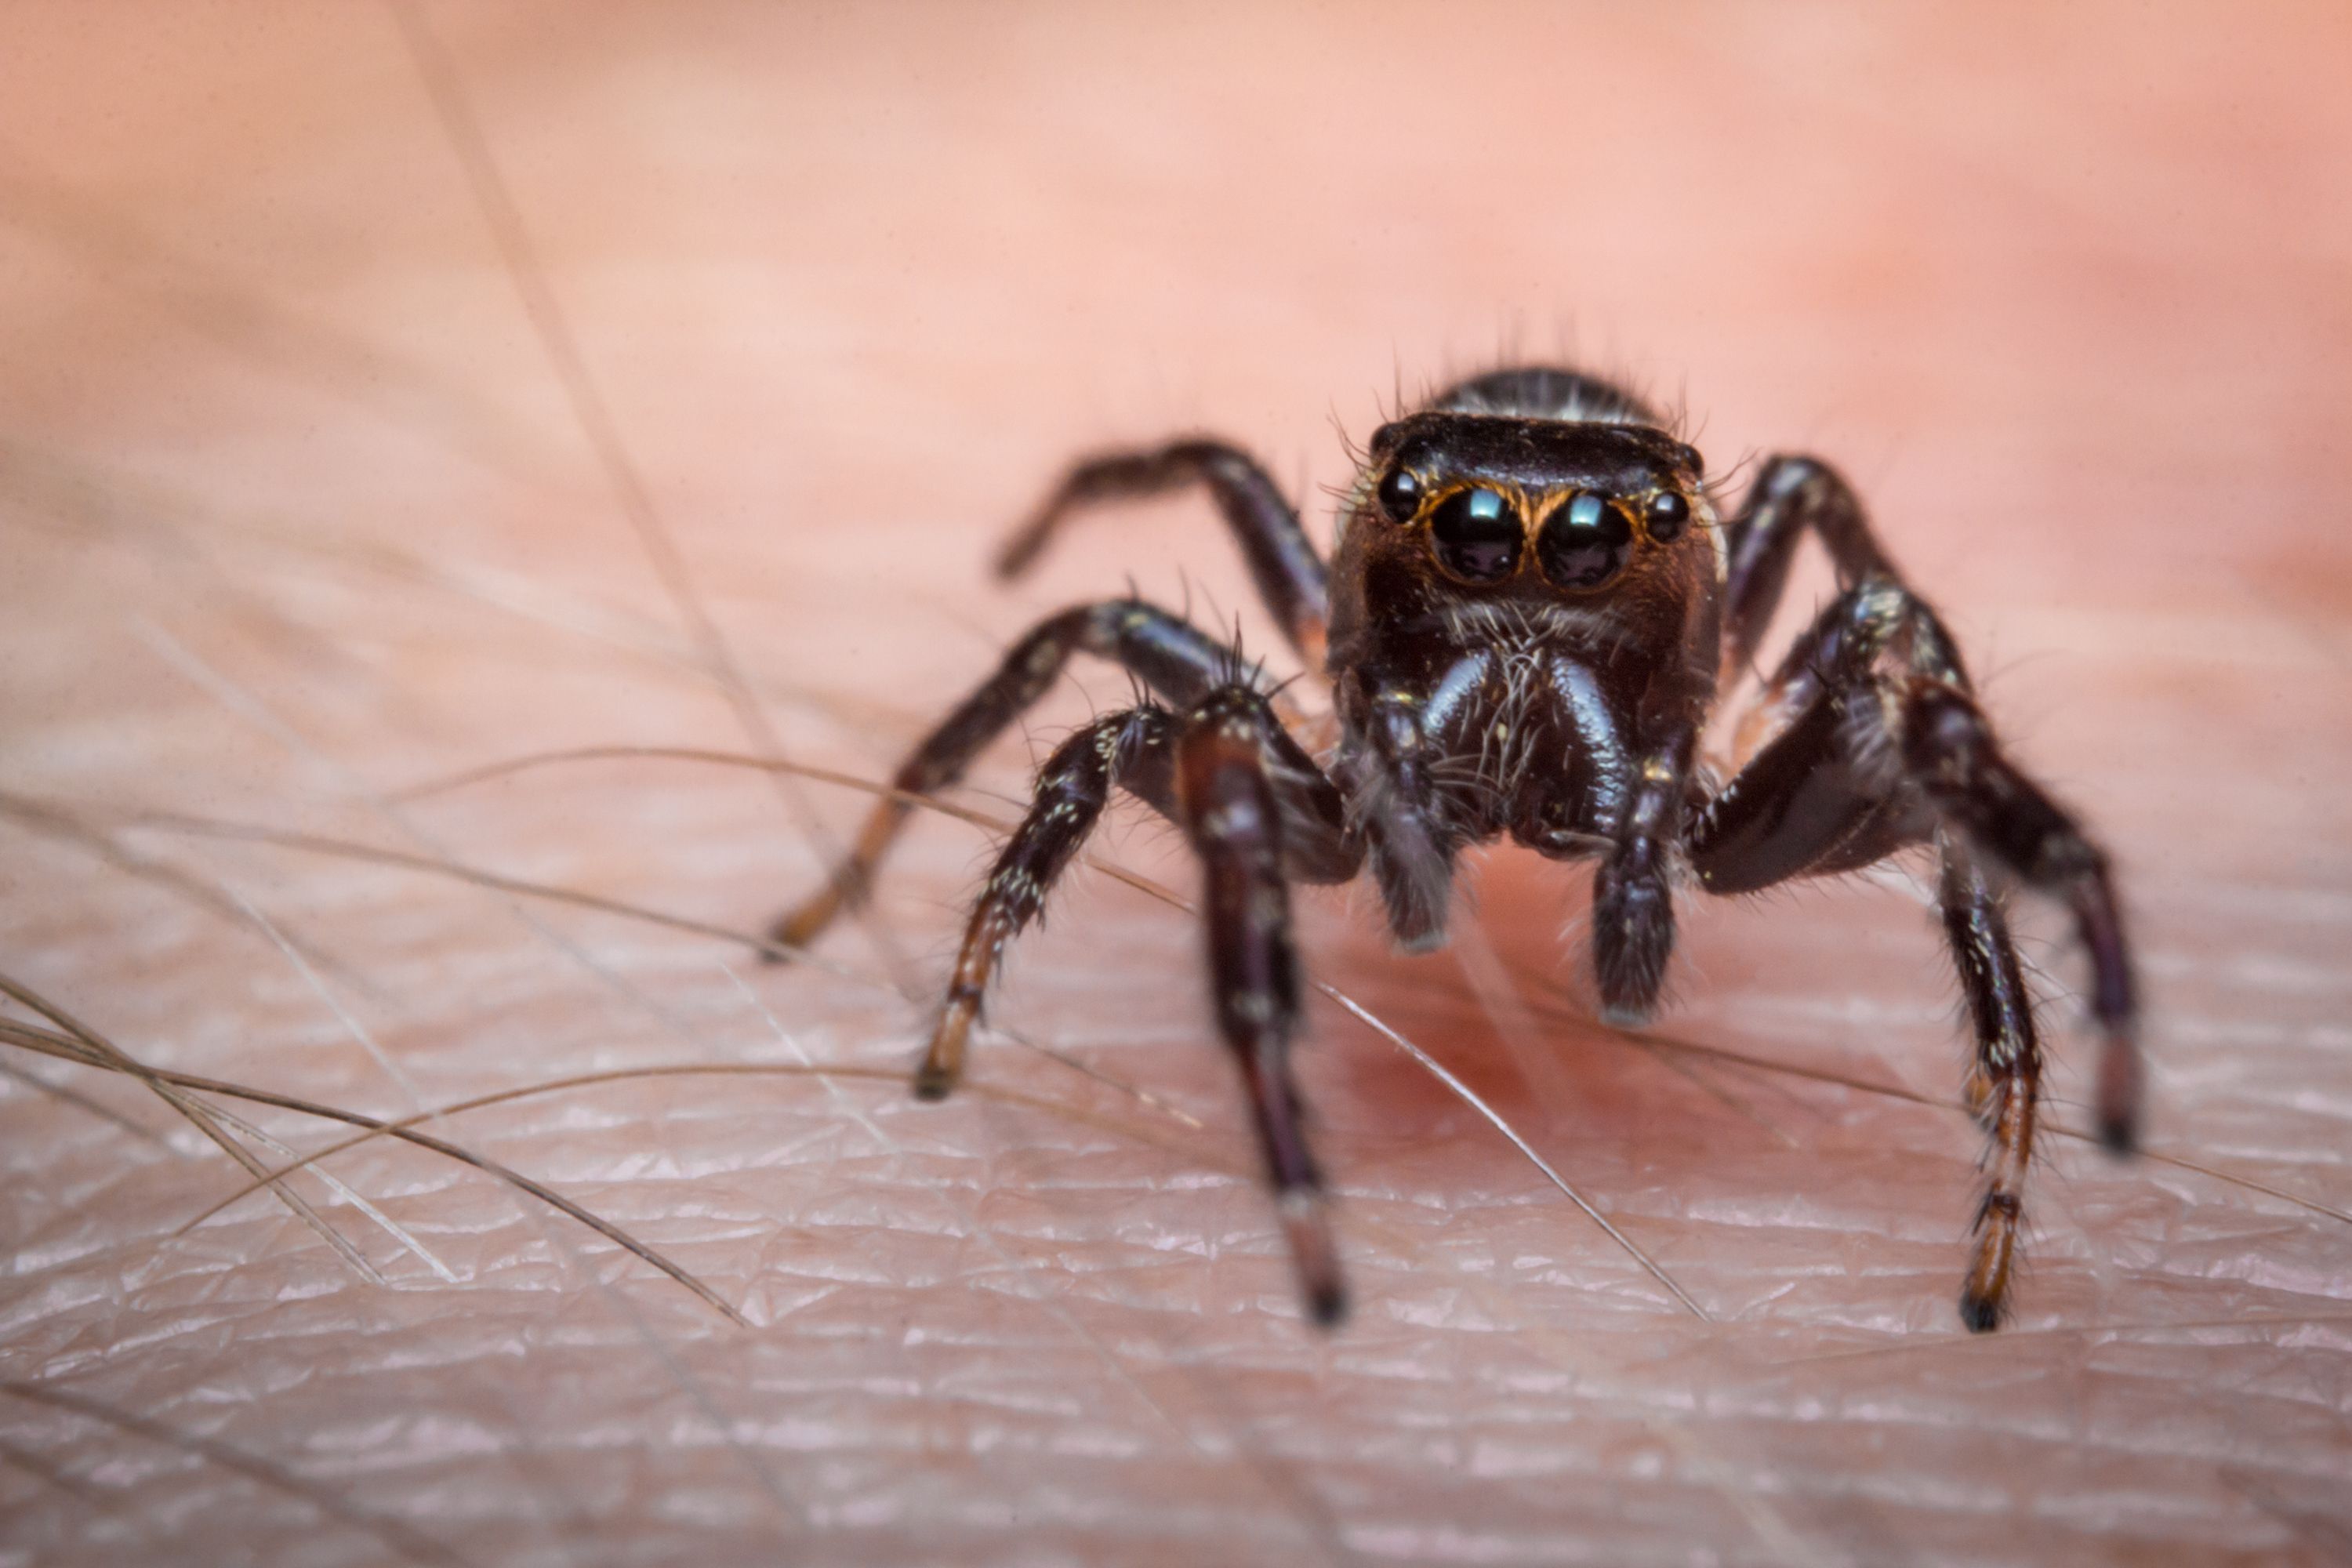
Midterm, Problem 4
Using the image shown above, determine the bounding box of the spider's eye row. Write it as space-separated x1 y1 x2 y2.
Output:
1376 466 1422 522
1537 492 1632 590
1645 489 1690 542
1428 486 1520 583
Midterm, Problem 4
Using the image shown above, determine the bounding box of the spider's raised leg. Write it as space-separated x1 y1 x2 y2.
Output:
996 438 1331 664
920 684 1354 1324
1690 579 2135 1330
771 597 1346 950
1719 454 1898 677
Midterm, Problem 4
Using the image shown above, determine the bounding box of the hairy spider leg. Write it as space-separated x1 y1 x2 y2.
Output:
1719 453 1897 678
1173 688 1346 1324
995 437 1333 666
770 599 1239 950
1690 532 2133 1329
1710 453 2138 1140
1690 582 2056 1330
918 706 1175 1096
1900 679 2137 1152
1938 843 2043 1331
920 687 1353 1324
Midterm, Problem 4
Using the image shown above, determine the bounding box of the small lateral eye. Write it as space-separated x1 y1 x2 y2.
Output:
1646 490 1690 542
1428 486 1521 583
1537 492 1632 590
1377 466 1422 522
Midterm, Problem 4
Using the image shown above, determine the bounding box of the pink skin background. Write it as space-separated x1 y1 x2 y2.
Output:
3 4 2349 1564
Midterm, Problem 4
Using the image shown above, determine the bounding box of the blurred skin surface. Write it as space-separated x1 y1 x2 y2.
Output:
3 3 2350 1564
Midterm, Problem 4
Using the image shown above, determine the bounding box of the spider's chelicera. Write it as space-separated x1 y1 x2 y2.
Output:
774 365 2139 1334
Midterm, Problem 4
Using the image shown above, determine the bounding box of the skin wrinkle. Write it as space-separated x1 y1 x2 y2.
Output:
3 5 2350 1566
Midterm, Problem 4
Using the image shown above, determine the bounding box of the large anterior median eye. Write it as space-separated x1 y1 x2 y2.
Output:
1428 487 1521 583
1537 492 1632 589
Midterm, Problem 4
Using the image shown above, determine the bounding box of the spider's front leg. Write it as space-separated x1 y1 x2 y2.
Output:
1711 452 2139 1147
920 684 1357 1325
1690 572 2136 1330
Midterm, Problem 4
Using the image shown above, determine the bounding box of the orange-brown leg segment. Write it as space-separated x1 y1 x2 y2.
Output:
1940 842 2043 1332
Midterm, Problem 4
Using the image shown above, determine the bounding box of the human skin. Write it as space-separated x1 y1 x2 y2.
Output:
2 4 2349 1565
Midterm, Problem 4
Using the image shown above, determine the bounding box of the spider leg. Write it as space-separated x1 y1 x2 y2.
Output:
1900 678 2138 1154
995 437 1332 665
1688 579 2136 1330
1174 686 1345 1324
920 684 1352 1325
917 706 1175 1097
771 597 1345 951
1693 580 2136 1139
1939 840 2042 1332
1719 453 1899 677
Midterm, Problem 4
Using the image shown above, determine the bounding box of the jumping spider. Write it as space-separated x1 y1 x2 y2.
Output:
775 365 2138 1333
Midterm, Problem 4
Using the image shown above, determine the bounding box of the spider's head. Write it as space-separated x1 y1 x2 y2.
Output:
1351 413 1713 599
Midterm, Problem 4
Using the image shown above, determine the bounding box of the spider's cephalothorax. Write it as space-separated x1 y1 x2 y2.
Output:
773 365 2139 1333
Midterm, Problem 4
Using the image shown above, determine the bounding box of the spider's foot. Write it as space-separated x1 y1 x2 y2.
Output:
2095 1025 2143 1156
1277 1188 1348 1330
766 884 849 961
1599 1002 1655 1030
1957 1286 2005 1335
1960 1191 2020 1334
913 996 978 1101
